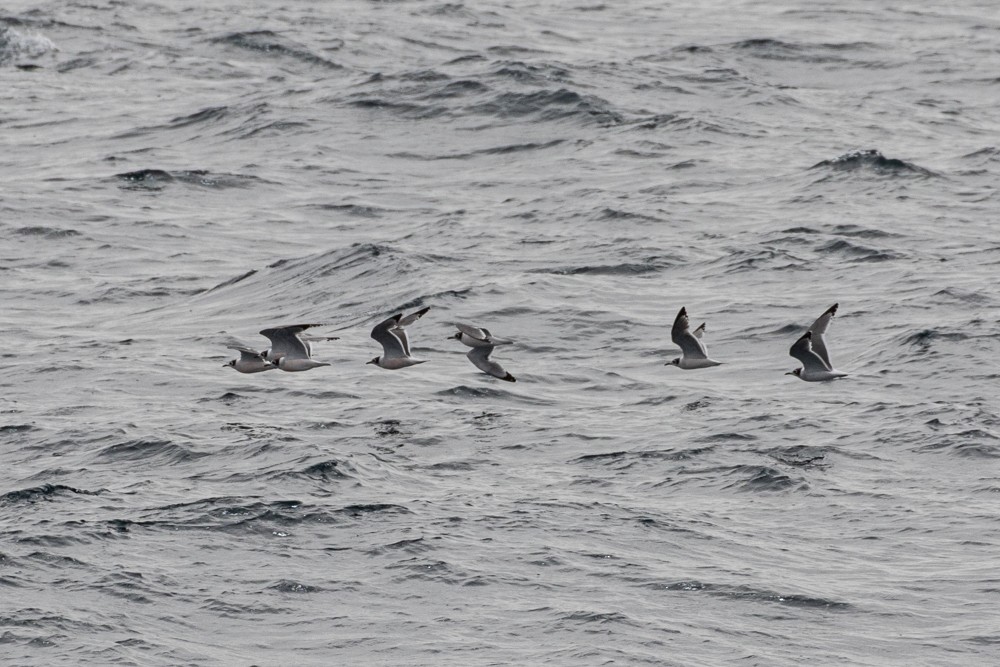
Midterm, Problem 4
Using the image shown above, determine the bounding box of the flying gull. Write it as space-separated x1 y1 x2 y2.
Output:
666 307 723 369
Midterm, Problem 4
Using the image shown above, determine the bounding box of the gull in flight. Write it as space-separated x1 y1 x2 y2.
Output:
224 346 276 374
666 307 723 369
259 323 334 372
451 323 516 382
786 303 848 381
367 307 430 370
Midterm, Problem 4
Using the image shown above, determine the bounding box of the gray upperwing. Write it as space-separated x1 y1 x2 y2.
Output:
807 304 838 336
807 304 838 371
789 331 829 373
371 314 407 359
301 335 339 358
397 306 430 328
671 307 708 359
228 345 266 362
259 325 315 360
388 307 429 356
467 346 514 381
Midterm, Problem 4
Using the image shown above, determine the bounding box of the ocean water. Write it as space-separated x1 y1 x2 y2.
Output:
2 0 1000 664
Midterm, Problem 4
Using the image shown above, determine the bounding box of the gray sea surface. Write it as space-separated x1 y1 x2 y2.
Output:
3 0 1000 665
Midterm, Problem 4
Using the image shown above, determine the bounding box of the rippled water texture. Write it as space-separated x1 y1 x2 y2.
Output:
3 1 1000 664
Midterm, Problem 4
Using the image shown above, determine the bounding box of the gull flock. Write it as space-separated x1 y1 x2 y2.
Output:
224 304 847 383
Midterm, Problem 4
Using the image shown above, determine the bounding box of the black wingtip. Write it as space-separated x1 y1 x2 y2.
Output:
828 303 839 316
415 306 431 316
502 373 516 382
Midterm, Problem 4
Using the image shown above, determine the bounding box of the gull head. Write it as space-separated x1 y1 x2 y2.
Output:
449 332 462 341
366 356 380 365
666 358 681 367
223 360 235 369
785 368 802 377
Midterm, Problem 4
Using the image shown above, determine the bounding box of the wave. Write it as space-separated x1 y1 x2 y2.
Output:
901 328 971 348
815 239 903 262
652 580 851 609
211 30 341 69
491 59 571 85
114 168 265 190
727 37 877 63
531 262 666 277
918 429 1000 458
14 226 81 239
811 149 935 176
0 484 103 505
389 138 565 161
0 25 56 65
723 465 805 492
93 439 208 465
573 446 716 469
781 224 900 239
714 248 808 273
347 69 624 126
469 88 622 125
767 445 830 467
268 580 323 594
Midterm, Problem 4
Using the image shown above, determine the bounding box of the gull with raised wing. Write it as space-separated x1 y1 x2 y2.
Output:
666 307 723 369
367 307 430 370
259 323 333 372
224 346 277 374
786 303 848 382
451 323 516 382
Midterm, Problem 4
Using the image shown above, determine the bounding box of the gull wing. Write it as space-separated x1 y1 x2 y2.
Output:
389 307 430 357
371 313 407 359
228 345 267 362
397 306 430 328
301 335 339 358
455 322 489 342
259 323 322 360
467 346 515 381
670 307 708 359
806 303 838 371
789 331 830 373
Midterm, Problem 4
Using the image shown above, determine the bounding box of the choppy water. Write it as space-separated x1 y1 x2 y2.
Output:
3 1 1000 664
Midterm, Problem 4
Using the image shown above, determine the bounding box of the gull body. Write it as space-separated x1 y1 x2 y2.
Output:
367 307 430 370
259 323 332 372
451 323 516 381
787 304 848 382
666 307 723 369
451 322 513 348
224 346 277 374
